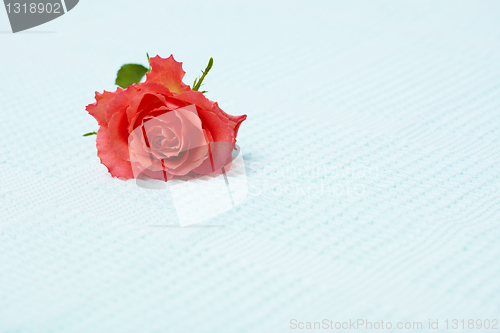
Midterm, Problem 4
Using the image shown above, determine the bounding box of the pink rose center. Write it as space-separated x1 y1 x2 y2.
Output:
129 105 210 179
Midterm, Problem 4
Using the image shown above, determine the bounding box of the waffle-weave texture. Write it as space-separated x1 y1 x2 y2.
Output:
0 0 499 332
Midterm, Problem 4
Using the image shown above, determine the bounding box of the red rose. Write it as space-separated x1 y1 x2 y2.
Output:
86 55 246 180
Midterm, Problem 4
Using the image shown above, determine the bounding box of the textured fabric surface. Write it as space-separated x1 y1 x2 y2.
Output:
0 0 499 332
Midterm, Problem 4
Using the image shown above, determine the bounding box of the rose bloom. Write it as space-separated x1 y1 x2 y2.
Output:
86 55 246 181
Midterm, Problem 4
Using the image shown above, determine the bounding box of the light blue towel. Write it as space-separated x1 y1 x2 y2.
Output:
0 0 499 332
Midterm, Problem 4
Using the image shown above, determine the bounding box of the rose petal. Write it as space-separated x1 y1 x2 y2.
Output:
216 103 247 141
108 110 131 161
96 125 134 179
143 110 183 160
126 91 186 132
174 90 214 110
146 55 191 94
105 84 140 123
86 90 116 126
192 141 234 175
140 82 174 97
174 91 234 143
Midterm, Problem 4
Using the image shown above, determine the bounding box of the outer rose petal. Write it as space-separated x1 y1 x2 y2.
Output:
146 55 191 94
96 125 134 179
86 90 116 126
174 90 213 110
215 103 247 142
108 110 131 161
105 84 141 123
173 90 234 142
192 141 234 175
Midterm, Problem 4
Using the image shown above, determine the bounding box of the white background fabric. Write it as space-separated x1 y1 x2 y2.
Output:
0 0 499 332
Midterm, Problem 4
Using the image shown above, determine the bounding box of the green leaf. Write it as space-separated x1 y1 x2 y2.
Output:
192 57 213 91
83 131 97 136
115 64 148 88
